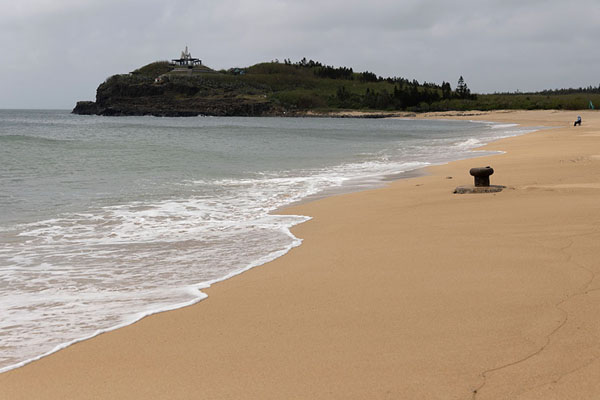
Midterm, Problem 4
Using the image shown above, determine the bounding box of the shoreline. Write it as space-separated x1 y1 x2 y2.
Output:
0 120 463 373
0 117 526 374
0 116 520 374
0 112 592 398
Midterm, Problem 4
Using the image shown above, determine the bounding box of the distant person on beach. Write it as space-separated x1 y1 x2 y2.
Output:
574 116 582 126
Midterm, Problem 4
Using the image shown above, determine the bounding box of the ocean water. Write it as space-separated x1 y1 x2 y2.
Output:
0 110 538 372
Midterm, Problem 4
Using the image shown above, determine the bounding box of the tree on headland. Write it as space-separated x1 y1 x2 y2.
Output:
441 81 452 99
456 76 470 99
359 71 379 82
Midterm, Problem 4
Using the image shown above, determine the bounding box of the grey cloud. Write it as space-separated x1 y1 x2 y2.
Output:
1 0 599 108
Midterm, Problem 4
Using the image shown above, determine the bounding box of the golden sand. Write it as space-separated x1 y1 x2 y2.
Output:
1 110 599 399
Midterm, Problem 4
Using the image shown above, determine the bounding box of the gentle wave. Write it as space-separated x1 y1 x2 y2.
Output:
1 158 424 371
0 134 69 144
490 123 519 129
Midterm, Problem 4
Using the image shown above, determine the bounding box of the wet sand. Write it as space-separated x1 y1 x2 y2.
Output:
1 110 599 399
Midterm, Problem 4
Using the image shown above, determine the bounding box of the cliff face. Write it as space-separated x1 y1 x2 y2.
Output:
73 67 278 117
73 95 275 117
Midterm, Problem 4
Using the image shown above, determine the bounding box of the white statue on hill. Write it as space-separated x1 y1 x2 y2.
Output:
181 46 192 60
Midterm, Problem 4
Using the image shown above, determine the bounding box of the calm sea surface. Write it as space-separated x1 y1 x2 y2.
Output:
0 110 537 371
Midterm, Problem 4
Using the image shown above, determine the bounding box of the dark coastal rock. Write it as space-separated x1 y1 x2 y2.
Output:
72 101 101 115
72 95 277 117
72 70 279 117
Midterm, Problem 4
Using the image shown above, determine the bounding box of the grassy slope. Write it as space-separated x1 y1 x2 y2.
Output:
456 93 600 111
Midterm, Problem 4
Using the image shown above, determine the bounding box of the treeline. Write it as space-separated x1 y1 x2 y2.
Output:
335 82 453 110
282 58 357 80
498 85 600 96
255 58 599 111
277 57 477 109
334 76 476 110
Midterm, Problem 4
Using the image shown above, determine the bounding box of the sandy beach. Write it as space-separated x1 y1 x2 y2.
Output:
2 110 599 399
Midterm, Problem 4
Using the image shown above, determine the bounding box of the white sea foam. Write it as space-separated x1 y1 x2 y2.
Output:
490 123 519 129
454 138 484 149
0 215 307 374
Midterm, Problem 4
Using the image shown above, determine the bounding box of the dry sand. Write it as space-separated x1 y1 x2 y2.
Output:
2 110 600 399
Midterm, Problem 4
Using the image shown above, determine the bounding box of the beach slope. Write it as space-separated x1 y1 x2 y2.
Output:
1 110 600 399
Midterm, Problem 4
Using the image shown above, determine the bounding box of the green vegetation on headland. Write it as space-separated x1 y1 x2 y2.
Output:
73 59 600 117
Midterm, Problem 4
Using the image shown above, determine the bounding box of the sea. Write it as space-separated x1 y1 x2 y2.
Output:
0 110 539 372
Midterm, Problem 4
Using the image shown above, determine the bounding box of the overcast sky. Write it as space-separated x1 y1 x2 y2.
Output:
2 0 599 109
